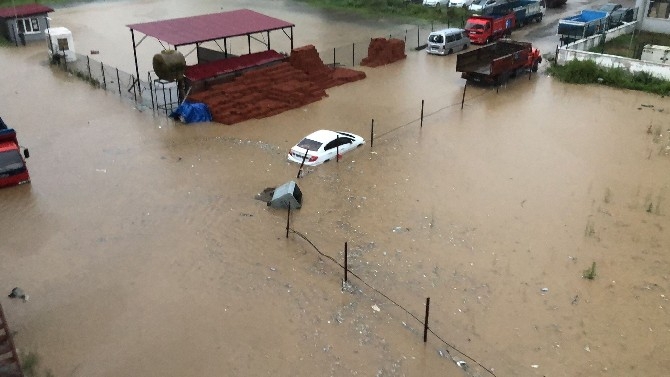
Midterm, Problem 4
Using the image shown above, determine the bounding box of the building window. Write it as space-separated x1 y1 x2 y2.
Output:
648 0 670 19
16 17 40 34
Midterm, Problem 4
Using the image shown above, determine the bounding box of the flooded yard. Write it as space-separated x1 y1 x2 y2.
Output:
0 1 668 376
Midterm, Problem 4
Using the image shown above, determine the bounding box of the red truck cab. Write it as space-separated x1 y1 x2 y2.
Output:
465 13 516 44
0 118 30 189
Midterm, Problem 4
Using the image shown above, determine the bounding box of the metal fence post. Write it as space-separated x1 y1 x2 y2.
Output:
101 62 106 89
87 55 91 81
116 68 121 97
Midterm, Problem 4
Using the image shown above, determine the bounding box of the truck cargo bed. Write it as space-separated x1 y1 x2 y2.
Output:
456 40 530 74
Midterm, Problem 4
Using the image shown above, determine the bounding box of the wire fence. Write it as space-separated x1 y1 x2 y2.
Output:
318 22 463 67
286 227 498 377
51 52 180 116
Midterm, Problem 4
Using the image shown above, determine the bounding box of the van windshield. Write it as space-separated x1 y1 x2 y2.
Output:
428 34 444 43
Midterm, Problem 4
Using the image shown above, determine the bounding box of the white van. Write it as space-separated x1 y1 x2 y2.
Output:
426 28 469 55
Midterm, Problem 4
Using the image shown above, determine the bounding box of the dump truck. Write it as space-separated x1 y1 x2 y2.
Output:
557 10 609 44
455 39 542 85
0 118 30 189
464 12 516 44
483 0 544 26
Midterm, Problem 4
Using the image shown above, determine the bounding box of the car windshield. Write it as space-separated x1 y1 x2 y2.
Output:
296 138 323 151
0 150 25 175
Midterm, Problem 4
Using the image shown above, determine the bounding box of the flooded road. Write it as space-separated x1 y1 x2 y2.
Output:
1 1 668 376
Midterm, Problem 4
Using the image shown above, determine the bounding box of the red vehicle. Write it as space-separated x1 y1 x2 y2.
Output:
455 40 542 85
465 13 516 44
0 118 30 189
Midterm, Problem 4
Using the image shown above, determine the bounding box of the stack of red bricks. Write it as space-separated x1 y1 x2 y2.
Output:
188 45 366 125
361 38 407 67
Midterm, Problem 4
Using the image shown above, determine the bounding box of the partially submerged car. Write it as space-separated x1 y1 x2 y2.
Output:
288 130 365 166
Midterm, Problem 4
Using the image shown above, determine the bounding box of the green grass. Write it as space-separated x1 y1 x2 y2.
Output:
589 31 670 58
548 59 670 96
295 0 473 25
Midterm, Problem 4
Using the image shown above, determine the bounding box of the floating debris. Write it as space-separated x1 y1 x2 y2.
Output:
8 287 28 302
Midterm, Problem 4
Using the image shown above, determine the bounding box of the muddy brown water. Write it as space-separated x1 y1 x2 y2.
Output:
1 1 668 376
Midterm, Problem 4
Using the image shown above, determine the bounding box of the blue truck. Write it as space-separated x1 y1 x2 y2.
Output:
483 0 544 27
557 10 609 44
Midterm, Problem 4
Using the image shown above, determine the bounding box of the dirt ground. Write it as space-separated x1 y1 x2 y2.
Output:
1 1 668 377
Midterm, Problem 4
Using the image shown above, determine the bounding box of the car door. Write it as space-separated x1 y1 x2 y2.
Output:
324 136 354 160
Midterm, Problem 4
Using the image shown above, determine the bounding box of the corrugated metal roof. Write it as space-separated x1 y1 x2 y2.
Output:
127 9 295 47
0 4 54 19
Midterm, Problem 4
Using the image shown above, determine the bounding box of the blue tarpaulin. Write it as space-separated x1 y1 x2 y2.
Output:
170 101 213 124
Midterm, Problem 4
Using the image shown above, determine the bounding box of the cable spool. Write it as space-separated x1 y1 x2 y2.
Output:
152 50 186 81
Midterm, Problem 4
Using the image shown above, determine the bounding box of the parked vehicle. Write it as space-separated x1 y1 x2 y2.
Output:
464 12 515 44
455 39 542 84
468 0 503 13
449 0 475 7
557 10 609 44
483 0 544 26
288 130 365 166
598 3 635 26
0 118 30 188
544 0 567 8
426 28 469 55
423 0 450 7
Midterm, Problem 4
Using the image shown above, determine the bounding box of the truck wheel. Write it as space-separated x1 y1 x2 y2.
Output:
486 37 491 44
532 61 539 72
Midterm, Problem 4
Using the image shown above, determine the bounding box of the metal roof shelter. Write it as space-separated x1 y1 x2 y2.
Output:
126 9 295 89
0 4 54 18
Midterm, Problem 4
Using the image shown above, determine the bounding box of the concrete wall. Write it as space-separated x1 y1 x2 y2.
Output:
637 0 670 33
556 21 670 80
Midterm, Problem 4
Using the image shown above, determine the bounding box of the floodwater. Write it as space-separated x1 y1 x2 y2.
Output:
1 0 668 376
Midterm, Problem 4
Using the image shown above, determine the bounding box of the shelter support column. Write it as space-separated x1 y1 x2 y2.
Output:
130 29 141 94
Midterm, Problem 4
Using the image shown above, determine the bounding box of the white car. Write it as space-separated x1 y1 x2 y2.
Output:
423 0 450 7
468 0 501 12
288 130 365 166
449 0 474 7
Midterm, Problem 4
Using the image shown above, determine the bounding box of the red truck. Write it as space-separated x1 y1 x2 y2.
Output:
455 40 542 85
465 13 516 44
0 118 31 188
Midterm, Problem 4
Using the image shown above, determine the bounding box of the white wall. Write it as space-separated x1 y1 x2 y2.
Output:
556 21 670 80
637 0 670 33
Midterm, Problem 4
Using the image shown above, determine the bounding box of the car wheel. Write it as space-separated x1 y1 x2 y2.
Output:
448 48 453 54
463 43 468 50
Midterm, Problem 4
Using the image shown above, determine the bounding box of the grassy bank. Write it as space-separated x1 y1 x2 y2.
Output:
588 31 670 58
547 59 670 96
295 0 471 26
